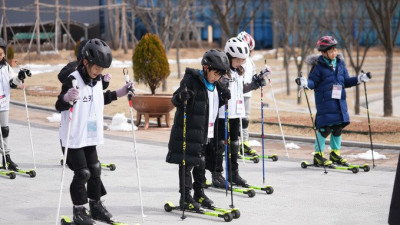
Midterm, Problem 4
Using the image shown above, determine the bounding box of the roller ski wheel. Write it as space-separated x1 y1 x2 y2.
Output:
102 163 116 171
164 201 233 222
13 168 36 178
301 161 359 173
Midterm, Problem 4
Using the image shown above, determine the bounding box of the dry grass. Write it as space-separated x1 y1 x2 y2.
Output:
10 47 400 145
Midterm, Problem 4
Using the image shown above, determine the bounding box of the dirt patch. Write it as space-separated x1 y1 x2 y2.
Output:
26 85 59 97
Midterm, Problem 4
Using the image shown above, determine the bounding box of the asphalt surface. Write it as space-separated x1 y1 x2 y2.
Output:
0 118 396 225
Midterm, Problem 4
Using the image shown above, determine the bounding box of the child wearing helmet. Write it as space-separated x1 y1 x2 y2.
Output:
208 37 269 187
0 37 32 172
296 35 371 166
166 49 231 210
55 38 134 225
236 31 258 156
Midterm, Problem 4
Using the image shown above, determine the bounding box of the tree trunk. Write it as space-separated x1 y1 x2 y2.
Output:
384 49 393 116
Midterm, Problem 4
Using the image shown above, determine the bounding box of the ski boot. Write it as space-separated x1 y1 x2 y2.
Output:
240 141 258 156
313 152 333 166
194 188 214 208
89 200 115 224
329 150 348 165
179 192 201 211
2 154 19 171
211 172 226 188
73 206 96 225
229 170 247 186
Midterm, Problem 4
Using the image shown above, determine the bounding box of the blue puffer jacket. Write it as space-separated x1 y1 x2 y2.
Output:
306 55 358 129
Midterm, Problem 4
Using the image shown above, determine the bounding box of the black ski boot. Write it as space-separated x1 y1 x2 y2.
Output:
180 192 201 211
2 154 19 171
194 188 214 208
73 206 96 225
229 170 247 186
212 172 226 188
89 200 115 223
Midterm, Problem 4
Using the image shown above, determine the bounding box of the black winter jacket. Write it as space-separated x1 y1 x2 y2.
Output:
166 68 227 166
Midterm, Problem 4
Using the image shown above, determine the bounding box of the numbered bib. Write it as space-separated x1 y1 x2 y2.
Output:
332 85 342 99
87 120 97 139
236 100 244 115
0 94 7 108
208 122 214 138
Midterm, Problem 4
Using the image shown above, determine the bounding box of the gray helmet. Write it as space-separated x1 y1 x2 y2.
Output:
82 38 112 68
201 49 230 74
0 38 7 55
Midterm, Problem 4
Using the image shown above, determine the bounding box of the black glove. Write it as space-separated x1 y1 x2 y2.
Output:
179 88 194 102
221 87 231 101
251 73 266 90
18 69 32 82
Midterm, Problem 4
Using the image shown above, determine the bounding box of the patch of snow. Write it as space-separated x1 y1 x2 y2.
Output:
46 113 61 122
248 140 261 146
286 142 300 149
108 113 137 131
345 150 387 160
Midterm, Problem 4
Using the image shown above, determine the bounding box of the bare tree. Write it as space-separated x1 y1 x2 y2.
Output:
290 0 319 104
324 0 377 114
270 0 292 95
365 0 400 117
209 0 264 45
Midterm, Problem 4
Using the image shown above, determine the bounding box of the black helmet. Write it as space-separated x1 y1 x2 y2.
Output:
76 39 88 62
0 38 7 54
201 49 230 74
316 36 338 52
82 38 112 68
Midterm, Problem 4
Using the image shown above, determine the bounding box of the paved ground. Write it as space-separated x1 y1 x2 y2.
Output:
0 115 397 225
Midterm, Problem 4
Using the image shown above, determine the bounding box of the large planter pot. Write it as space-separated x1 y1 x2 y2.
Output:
131 94 174 129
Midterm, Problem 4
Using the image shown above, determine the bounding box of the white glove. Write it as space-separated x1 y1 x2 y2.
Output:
260 65 272 78
295 77 308 89
103 73 112 82
63 87 79 103
358 73 370 83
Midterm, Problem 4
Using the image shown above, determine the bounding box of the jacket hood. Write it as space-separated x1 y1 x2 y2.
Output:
305 53 344 66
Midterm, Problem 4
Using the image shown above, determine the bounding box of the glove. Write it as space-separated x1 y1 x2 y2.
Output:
116 81 134 97
358 72 371 83
259 65 272 78
103 73 112 82
63 87 79 103
179 88 194 102
250 74 266 90
221 87 231 101
295 77 308 89
18 69 32 82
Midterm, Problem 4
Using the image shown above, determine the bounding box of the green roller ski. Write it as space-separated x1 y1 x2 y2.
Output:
258 154 278 161
335 162 370 172
163 201 233 222
61 215 135 225
301 161 359 173
0 169 16 179
238 154 259 163
202 205 240 219
240 184 274 195
60 158 116 171
0 163 35 177
204 180 256 197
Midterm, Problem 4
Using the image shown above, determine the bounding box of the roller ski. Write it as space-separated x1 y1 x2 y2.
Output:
329 150 370 172
238 154 260 163
237 183 274 195
60 215 131 225
206 172 256 197
301 153 358 173
60 157 116 171
194 188 240 219
164 201 233 222
258 154 278 161
1 155 36 177
0 169 15 179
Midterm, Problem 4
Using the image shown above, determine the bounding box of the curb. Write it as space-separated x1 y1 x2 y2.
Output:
11 101 400 151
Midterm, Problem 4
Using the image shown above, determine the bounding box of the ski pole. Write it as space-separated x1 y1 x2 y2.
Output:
298 72 327 174
123 68 146 221
260 83 266 184
224 104 229 197
55 79 77 225
264 59 289 158
361 71 375 168
181 85 188 220
20 68 37 170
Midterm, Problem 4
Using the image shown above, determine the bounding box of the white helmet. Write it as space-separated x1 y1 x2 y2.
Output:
224 37 249 59
237 31 255 50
